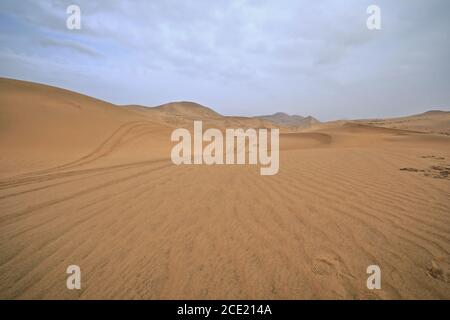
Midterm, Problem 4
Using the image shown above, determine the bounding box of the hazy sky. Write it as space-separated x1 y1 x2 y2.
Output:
0 0 449 120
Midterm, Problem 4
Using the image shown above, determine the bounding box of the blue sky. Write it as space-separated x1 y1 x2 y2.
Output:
0 0 449 120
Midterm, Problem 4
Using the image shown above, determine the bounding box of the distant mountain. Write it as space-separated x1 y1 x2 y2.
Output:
255 112 320 128
154 101 222 119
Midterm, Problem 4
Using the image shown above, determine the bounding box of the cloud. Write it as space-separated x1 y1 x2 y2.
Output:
0 0 449 120
38 37 101 57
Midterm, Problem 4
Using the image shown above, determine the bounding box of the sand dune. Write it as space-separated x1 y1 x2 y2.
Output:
0 78 449 299
356 111 450 135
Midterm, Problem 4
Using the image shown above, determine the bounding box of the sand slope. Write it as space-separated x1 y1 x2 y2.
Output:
357 111 450 135
0 78 449 299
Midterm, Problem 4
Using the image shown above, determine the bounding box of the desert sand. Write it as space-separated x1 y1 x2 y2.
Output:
0 78 449 299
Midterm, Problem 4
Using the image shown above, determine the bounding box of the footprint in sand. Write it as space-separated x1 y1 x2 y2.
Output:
312 254 343 277
400 167 424 172
420 155 445 161
427 257 450 283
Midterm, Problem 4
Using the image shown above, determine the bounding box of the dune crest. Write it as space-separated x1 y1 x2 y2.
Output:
356 111 450 135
